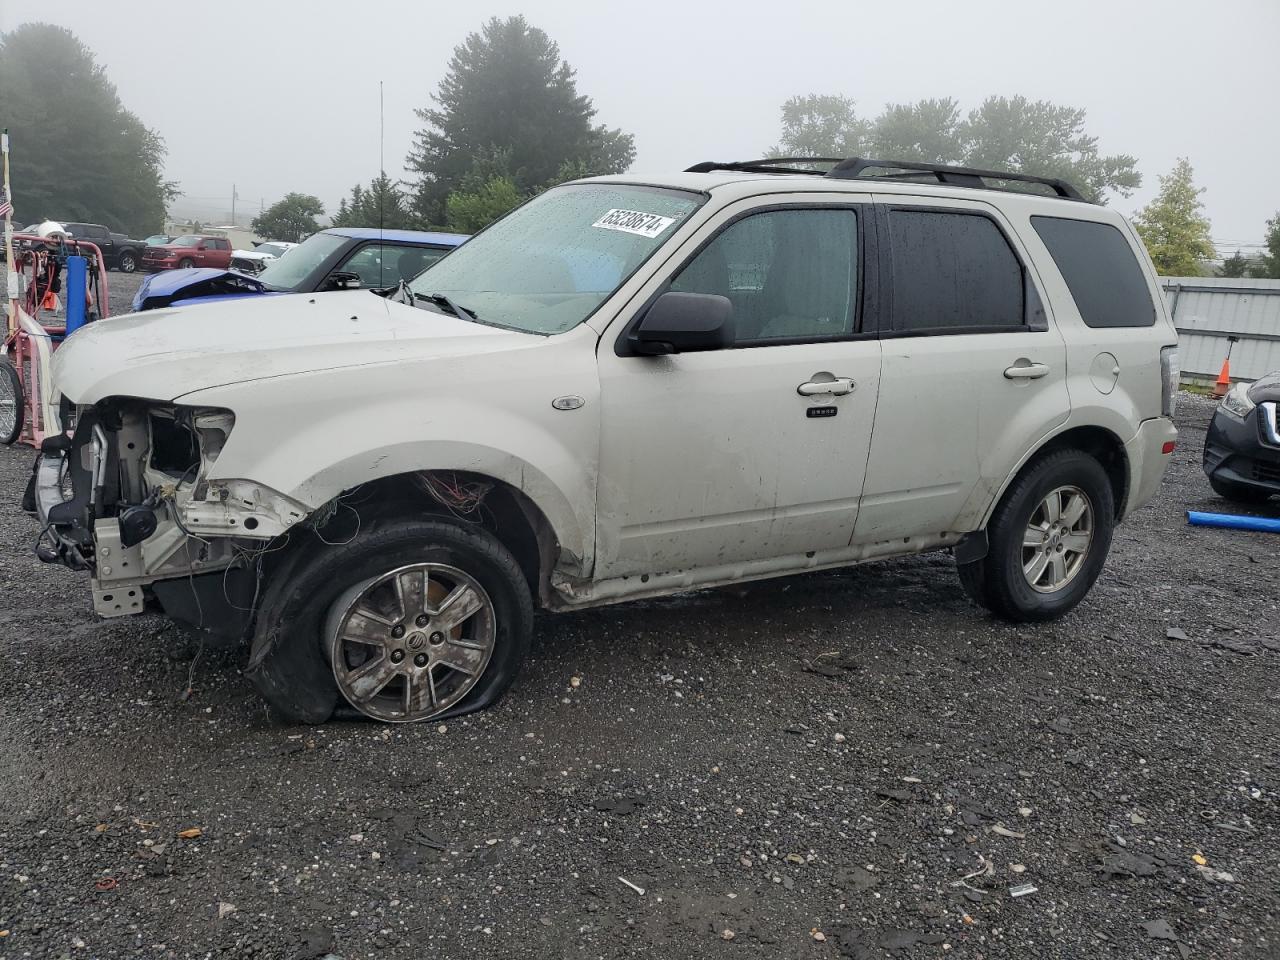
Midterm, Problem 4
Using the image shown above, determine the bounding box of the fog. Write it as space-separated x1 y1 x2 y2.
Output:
2 0 1276 244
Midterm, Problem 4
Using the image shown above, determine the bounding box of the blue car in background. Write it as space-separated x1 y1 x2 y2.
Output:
132 227 467 311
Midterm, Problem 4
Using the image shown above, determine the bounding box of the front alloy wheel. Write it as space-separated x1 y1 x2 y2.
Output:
1021 485 1094 592
327 562 497 722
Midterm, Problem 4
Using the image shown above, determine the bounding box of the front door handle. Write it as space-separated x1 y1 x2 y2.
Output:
797 377 856 397
1004 361 1050 380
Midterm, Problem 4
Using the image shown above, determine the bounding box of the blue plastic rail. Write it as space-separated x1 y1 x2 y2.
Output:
64 255 87 335
1187 510 1280 533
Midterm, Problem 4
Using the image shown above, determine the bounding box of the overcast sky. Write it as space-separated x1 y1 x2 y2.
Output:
3 0 1277 248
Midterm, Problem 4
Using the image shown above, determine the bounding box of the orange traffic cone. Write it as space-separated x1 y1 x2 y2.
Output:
1214 357 1231 397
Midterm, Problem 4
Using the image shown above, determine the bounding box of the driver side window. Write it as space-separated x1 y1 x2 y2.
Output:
669 209 858 344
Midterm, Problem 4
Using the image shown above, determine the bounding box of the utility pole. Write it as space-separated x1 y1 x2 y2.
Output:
231 184 238 226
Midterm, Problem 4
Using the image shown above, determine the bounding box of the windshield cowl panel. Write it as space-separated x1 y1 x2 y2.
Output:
407 183 705 336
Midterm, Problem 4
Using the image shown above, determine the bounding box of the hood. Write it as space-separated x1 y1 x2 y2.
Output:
54 291 521 405
1247 371 1280 404
132 268 268 312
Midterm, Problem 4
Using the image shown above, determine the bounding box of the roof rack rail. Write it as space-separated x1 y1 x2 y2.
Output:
684 156 1089 202
684 158 842 176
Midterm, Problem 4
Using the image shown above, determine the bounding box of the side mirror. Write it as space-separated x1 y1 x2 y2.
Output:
629 291 734 356
328 271 362 290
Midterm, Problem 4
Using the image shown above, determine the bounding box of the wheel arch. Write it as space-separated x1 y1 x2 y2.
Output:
981 423 1130 529
305 469 563 608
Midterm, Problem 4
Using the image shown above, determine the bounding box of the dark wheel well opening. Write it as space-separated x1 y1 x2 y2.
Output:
1032 426 1129 519
307 471 556 601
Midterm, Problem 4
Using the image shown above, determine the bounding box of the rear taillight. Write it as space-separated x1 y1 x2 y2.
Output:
1160 346 1179 418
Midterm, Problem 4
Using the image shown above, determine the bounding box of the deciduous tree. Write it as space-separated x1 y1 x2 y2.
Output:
251 193 324 243
1250 212 1280 279
768 93 1141 201
0 23 174 236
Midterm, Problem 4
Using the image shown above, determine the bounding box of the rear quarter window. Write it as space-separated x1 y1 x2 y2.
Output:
1031 216 1155 328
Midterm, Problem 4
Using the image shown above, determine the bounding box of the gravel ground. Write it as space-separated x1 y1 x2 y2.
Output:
0 273 1278 958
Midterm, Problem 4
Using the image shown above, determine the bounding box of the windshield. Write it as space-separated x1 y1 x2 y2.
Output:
257 232 347 290
257 243 290 258
408 183 704 334
144 235 169 245
170 235 201 247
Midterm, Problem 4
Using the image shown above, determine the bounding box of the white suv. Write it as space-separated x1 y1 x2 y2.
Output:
34 158 1179 724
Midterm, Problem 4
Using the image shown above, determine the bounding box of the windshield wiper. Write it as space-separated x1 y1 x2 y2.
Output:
413 290 479 322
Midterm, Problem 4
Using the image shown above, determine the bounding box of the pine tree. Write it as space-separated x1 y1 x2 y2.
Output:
407 16 634 227
1133 159 1214 276
330 174 415 230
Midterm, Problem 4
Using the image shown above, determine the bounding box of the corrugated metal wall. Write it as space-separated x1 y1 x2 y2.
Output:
1161 277 1280 381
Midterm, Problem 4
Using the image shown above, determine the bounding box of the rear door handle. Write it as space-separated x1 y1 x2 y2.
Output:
798 377 856 396
1004 362 1050 380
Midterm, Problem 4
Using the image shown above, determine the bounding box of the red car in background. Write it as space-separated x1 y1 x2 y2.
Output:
141 235 233 271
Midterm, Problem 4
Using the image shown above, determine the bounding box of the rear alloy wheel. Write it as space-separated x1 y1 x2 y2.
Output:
957 449 1114 622
327 563 497 722
118 251 137 273
1021 485 1094 593
0 359 24 445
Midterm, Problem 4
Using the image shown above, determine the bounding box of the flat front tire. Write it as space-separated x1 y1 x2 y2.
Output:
957 449 1115 622
247 518 533 724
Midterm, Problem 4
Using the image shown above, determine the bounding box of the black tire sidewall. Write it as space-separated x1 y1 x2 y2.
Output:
988 451 1115 621
0 360 24 445
247 519 532 724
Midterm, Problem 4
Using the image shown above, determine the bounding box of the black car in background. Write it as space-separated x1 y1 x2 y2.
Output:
61 223 148 273
1203 372 1280 503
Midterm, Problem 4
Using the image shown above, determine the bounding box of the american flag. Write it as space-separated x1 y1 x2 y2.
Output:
0 186 11 220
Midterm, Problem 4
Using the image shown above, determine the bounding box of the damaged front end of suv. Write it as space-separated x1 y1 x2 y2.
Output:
35 397 308 636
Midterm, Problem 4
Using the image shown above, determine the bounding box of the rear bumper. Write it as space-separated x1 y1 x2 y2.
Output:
1123 416 1177 517
1203 404 1280 495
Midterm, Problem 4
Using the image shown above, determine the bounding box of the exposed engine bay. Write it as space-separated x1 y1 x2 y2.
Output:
35 399 308 620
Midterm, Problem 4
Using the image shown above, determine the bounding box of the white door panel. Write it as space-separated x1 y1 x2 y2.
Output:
596 342 881 577
855 331 1068 541
853 197 1069 541
594 196 879 580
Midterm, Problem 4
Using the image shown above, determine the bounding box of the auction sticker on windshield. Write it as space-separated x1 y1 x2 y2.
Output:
592 209 678 239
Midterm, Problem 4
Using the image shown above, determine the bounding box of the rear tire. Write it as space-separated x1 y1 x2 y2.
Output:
1209 476 1272 505
246 517 533 724
0 359 24 446
957 449 1114 622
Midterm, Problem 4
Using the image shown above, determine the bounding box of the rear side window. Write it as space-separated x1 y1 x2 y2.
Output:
886 210 1024 333
1031 216 1155 328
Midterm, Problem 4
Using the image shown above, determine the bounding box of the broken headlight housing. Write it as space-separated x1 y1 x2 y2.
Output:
1220 381 1255 421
